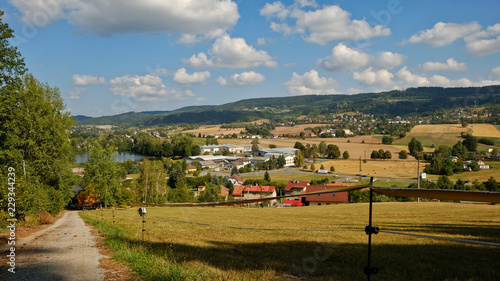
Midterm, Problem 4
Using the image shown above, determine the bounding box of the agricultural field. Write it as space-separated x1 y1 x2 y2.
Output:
83 202 500 281
395 124 500 148
183 125 244 136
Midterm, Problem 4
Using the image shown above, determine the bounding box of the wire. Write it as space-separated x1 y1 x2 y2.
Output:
380 230 500 247
155 217 362 232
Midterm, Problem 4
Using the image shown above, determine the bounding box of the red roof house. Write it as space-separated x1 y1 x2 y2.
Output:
300 184 349 206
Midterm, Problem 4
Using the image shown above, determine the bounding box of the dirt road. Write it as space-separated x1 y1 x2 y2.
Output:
0 211 107 281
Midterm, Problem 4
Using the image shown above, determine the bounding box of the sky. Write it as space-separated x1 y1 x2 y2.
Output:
2 0 500 117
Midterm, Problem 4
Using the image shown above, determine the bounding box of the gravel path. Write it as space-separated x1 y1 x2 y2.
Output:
0 211 107 281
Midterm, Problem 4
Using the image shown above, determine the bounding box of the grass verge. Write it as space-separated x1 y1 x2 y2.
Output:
80 212 204 281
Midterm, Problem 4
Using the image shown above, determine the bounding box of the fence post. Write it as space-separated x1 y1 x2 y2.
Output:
364 177 379 280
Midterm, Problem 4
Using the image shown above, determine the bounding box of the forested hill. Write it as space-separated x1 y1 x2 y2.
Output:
76 86 500 126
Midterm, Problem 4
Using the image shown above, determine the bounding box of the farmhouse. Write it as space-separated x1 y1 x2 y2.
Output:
284 180 309 198
300 184 349 206
251 147 297 166
232 185 277 205
229 174 244 185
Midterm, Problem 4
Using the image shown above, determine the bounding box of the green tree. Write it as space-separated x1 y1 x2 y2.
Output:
399 150 408 160
437 175 453 190
168 165 186 189
1 74 76 216
342 151 350 160
382 136 393 144
0 11 27 87
231 166 239 175
264 171 271 182
462 136 478 152
326 144 341 159
310 164 316 171
138 159 168 203
294 150 304 166
83 143 120 207
319 141 327 156
483 177 498 192
408 137 423 157
197 183 222 203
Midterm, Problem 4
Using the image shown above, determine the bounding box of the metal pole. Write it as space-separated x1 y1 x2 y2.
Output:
364 177 378 280
417 154 421 202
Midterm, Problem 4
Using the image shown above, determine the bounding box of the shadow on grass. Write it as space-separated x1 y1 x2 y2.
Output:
379 222 500 243
116 236 500 281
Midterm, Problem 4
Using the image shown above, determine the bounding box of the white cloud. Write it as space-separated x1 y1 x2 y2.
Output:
466 35 500 56
72 74 106 85
109 74 189 102
184 34 278 69
257 38 266 45
353 67 394 86
262 3 390 45
420 58 467 72
217 71 266 86
173 68 210 85
10 0 239 43
394 67 500 89
316 43 370 72
260 1 289 20
68 87 86 100
284 69 338 95
492 66 500 76
403 22 481 47
374 52 405 70
396 67 430 87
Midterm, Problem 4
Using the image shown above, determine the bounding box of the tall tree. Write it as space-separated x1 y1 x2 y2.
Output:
83 143 120 207
0 11 27 87
1 74 76 216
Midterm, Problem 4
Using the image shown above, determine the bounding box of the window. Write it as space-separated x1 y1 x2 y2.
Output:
318 194 321 197
332 194 336 197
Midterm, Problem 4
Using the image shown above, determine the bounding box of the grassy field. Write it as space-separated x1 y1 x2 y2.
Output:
82 203 500 280
395 124 500 148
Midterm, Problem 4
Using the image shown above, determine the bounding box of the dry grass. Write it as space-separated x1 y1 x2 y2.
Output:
86 203 500 281
318 159 423 178
184 125 244 136
409 124 500 138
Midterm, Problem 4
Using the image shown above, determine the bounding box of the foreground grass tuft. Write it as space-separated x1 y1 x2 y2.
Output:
80 214 204 281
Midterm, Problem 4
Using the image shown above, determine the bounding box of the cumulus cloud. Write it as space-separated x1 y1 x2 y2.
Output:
72 74 106 85
316 43 370 72
217 71 265 86
353 67 394 86
284 69 338 95
109 74 190 102
10 0 239 43
68 87 86 100
374 52 405 70
261 3 390 45
402 22 481 47
420 58 467 72
492 66 500 76
395 67 500 89
466 35 500 56
184 34 277 69
173 68 210 85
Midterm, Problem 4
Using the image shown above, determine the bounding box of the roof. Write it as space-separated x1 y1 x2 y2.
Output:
232 185 245 196
231 160 244 166
230 174 244 183
301 184 349 203
242 185 276 193
285 180 309 191
220 185 229 197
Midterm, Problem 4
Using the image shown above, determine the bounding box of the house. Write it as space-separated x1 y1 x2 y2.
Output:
197 160 217 170
445 156 459 163
72 167 84 175
228 160 245 169
232 185 277 205
284 180 309 197
186 165 197 173
229 174 245 185
251 147 297 167
220 144 245 154
193 185 230 200
238 157 252 167
200 144 221 154
300 184 349 206
250 156 270 166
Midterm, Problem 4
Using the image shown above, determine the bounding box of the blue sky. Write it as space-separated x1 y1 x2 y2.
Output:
2 0 500 117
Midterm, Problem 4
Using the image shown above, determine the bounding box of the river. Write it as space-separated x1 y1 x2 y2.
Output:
75 151 154 164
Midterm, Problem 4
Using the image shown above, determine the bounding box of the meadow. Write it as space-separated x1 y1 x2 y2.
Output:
82 202 500 281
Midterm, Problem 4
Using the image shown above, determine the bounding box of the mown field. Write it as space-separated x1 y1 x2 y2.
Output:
82 202 500 281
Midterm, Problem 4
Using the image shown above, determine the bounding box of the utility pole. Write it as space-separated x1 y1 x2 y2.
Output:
417 153 421 202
